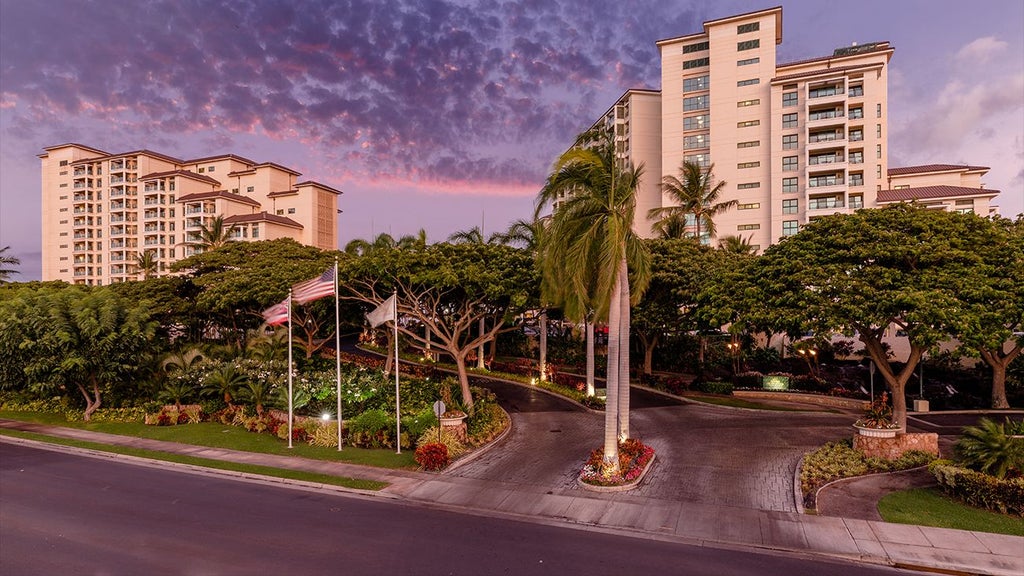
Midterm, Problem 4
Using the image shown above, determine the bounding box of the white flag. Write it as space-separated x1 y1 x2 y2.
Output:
366 294 396 328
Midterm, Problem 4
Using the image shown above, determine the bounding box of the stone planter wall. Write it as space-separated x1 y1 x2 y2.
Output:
734 390 868 410
853 432 939 460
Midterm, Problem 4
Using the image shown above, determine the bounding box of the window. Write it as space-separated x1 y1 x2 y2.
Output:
782 221 799 236
684 134 710 149
737 22 760 34
737 182 760 189
876 144 882 159
850 129 863 141
809 174 843 187
246 186 254 193
737 161 760 169
684 153 710 168
876 103 882 118
683 75 710 92
782 199 798 214
737 120 760 128
252 225 259 238
737 202 760 210
737 39 760 51
737 223 760 231
198 167 205 173
848 106 863 119
684 114 710 130
783 156 798 171
276 209 284 215
737 57 759 66
59 160 69 166
683 41 709 54
849 151 864 164
287 208 296 214
876 165 882 178
782 134 798 150
782 92 798 107
955 199 974 206
849 85 864 97
737 140 759 148
684 57 709 69
684 95 710 111
737 99 760 107
782 113 798 128
849 195 864 209
207 166 215 172
59 207 68 212
737 78 759 87
60 183 68 188
876 124 882 138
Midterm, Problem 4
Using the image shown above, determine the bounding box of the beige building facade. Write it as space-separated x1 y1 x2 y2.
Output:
39 144 341 284
576 7 999 251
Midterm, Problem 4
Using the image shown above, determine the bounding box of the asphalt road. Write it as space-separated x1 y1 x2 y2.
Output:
0 443 912 576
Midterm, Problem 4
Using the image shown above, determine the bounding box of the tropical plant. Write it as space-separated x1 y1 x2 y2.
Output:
956 418 1024 479
194 215 237 251
158 381 195 409
719 234 756 255
239 380 274 416
536 126 652 475
135 249 159 280
648 161 735 244
202 364 248 405
161 348 205 376
855 392 900 429
0 246 21 283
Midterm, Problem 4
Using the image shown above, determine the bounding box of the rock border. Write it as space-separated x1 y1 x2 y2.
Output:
576 452 657 493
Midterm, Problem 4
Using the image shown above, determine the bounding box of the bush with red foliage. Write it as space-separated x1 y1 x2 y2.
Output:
414 442 450 471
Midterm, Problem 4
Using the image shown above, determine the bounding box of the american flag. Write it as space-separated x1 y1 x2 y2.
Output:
292 266 336 305
262 299 290 326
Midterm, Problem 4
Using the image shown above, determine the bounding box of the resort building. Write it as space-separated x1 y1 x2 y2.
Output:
580 6 1000 250
39 144 341 284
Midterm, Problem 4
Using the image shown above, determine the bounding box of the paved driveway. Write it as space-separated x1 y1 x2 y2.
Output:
455 379 854 512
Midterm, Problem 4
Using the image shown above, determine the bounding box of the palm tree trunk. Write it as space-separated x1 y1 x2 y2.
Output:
477 318 486 369
602 268 622 475
617 257 631 441
586 319 595 396
539 311 548 381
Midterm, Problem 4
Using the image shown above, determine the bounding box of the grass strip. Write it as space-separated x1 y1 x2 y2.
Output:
0 428 388 491
878 487 1024 536
683 394 814 411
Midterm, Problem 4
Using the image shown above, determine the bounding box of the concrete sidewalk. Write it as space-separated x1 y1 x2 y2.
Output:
2 419 1021 576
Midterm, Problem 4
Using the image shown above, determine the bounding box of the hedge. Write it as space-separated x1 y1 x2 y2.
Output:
929 460 1024 517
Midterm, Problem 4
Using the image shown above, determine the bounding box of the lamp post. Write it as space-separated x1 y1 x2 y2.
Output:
869 360 876 402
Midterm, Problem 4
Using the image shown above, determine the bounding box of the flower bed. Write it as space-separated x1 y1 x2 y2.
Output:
579 438 655 489
800 439 936 509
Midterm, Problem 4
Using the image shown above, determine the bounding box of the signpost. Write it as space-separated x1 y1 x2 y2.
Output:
869 360 875 402
432 400 446 444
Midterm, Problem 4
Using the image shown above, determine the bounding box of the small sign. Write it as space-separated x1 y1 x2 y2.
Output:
432 400 446 418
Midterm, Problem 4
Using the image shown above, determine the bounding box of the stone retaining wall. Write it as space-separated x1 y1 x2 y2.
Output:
734 390 868 410
854 432 940 460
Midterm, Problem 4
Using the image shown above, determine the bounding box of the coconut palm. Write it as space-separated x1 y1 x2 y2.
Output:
649 161 735 244
397 229 429 251
447 226 502 245
344 233 402 257
0 246 21 283
195 215 237 251
719 234 756 255
134 249 158 280
536 127 651 474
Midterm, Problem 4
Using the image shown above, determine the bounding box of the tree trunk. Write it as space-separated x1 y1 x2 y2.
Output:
586 320 595 396
617 258 631 441
477 318 486 369
454 352 475 413
539 312 548 381
640 332 659 377
602 266 622 475
860 332 921 432
78 377 102 422
980 345 1019 409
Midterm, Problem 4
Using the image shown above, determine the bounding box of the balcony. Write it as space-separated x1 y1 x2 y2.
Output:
144 224 164 232
805 109 845 129
806 83 846 106
144 184 166 192
110 240 124 249
144 211 160 220
807 153 846 171
110 176 125 184
110 227 125 237
849 197 864 209
806 131 845 151
808 197 846 210
73 168 91 177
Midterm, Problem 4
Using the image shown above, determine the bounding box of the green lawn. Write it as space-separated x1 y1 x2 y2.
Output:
0 428 388 491
878 488 1024 536
0 410 418 469
682 394 822 412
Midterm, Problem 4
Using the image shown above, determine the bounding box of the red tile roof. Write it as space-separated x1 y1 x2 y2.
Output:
877 185 1000 203
139 170 221 186
295 181 343 195
176 190 262 207
224 211 303 229
70 149 185 166
267 189 299 198
887 164 989 176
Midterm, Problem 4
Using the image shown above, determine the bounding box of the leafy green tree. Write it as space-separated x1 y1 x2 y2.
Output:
747 205 997 430
649 161 735 244
0 246 21 283
339 242 536 411
537 127 651 474
948 216 1023 408
0 286 157 420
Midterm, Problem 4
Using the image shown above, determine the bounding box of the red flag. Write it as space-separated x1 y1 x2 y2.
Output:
293 267 336 305
262 300 289 326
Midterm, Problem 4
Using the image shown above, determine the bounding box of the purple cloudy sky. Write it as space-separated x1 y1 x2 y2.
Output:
1 0 1022 280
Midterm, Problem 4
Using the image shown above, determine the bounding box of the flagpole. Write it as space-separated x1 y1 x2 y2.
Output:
334 258 343 451
287 289 294 449
393 292 401 454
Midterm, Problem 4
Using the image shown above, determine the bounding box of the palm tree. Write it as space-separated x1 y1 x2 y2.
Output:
537 126 651 475
652 214 690 240
649 161 735 244
161 348 205 376
344 233 401 257
719 234 756 255
397 229 429 251
203 364 248 405
196 215 237 251
0 246 20 283
134 250 158 280
447 226 501 245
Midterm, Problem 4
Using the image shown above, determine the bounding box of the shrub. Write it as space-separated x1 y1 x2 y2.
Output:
466 403 508 446
402 408 439 441
307 422 341 448
798 441 937 509
417 426 466 458
930 460 1024 517
347 409 396 449
956 418 1024 479
414 442 450 471
695 381 733 395
733 371 763 388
